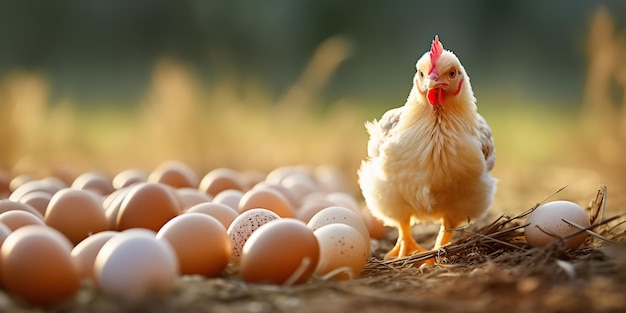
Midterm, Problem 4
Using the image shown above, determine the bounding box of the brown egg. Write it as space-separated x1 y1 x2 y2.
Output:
253 182 299 209
148 160 199 189
360 209 388 240
17 191 52 216
71 231 118 281
116 182 180 231
198 168 244 197
0 210 45 231
213 189 244 211
157 213 231 277
296 199 335 223
0 171 10 198
1 225 80 308
71 172 114 196
8 174 35 192
0 222 11 246
241 219 319 285
239 187 295 218
8 178 64 202
103 187 132 229
185 202 238 229
0 199 45 219
112 169 147 189
45 188 109 245
176 188 212 210
227 208 281 265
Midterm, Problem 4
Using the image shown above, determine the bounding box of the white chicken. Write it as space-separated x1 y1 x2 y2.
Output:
358 35 496 260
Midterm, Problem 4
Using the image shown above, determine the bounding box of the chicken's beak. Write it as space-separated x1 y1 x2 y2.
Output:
426 74 447 106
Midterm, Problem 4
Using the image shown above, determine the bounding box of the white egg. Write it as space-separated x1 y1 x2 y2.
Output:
94 230 178 299
525 200 590 250
313 223 368 280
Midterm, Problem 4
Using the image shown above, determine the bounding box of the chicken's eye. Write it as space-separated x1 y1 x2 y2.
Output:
449 69 457 78
419 71 424 78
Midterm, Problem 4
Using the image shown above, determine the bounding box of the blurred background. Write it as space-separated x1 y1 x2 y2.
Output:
1 0 625 210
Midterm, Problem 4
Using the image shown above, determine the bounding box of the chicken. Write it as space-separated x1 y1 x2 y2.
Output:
358 35 496 260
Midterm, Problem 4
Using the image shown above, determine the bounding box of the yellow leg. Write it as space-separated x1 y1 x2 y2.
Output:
433 217 455 250
385 221 427 259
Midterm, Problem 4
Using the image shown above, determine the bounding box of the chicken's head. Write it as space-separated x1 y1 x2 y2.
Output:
414 35 468 107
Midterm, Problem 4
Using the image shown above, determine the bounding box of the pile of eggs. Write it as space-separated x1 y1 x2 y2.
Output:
0 162 386 308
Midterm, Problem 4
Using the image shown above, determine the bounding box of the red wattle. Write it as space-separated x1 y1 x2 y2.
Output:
427 89 438 106
427 88 445 106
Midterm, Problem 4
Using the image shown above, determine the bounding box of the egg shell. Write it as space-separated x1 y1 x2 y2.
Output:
8 178 66 202
280 173 319 202
94 230 178 299
227 208 281 265
1 225 80 308
8 174 35 192
112 169 147 189
360 209 388 240
71 231 118 280
213 189 244 211
313 223 368 280
149 160 199 189
157 213 231 277
17 191 52 216
324 192 361 213
71 172 114 196
239 187 295 218
0 171 10 198
307 206 371 255
0 199 45 220
116 182 180 231
185 202 238 229
525 200 591 249
296 199 335 223
0 210 45 231
176 187 213 210
45 188 109 245
199 168 244 197
241 219 319 285
103 187 132 229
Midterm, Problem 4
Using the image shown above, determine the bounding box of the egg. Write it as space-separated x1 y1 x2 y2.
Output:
71 231 118 280
1 225 80 308
149 160 199 189
227 208 281 264
313 223 368 280
45 188 109 245
307 206 371 252
280 173 319 202
17 191 52 216
525 200 591 249
0 210 45 231
156 213 231 277
112 169 147 189
8 174 35 192
240 219 319 285
116 182 180 231
71 172 114 196
8 178 66 202
176 187 213 210
198 168 244 197
239 186 295 218
185 202 238 229
296 198 335 223
0 199 45 219
94 229 178 299
324 192 361 213
103 187 132 229
213 189 244 211
360 209 388 240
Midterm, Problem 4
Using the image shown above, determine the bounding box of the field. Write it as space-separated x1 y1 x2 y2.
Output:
1 9 626 313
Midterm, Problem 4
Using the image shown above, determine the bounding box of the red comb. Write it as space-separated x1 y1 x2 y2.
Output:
429 35 443 75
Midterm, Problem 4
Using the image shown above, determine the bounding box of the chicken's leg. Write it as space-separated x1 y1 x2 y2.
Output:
433 217 455 250
385 221 427 259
